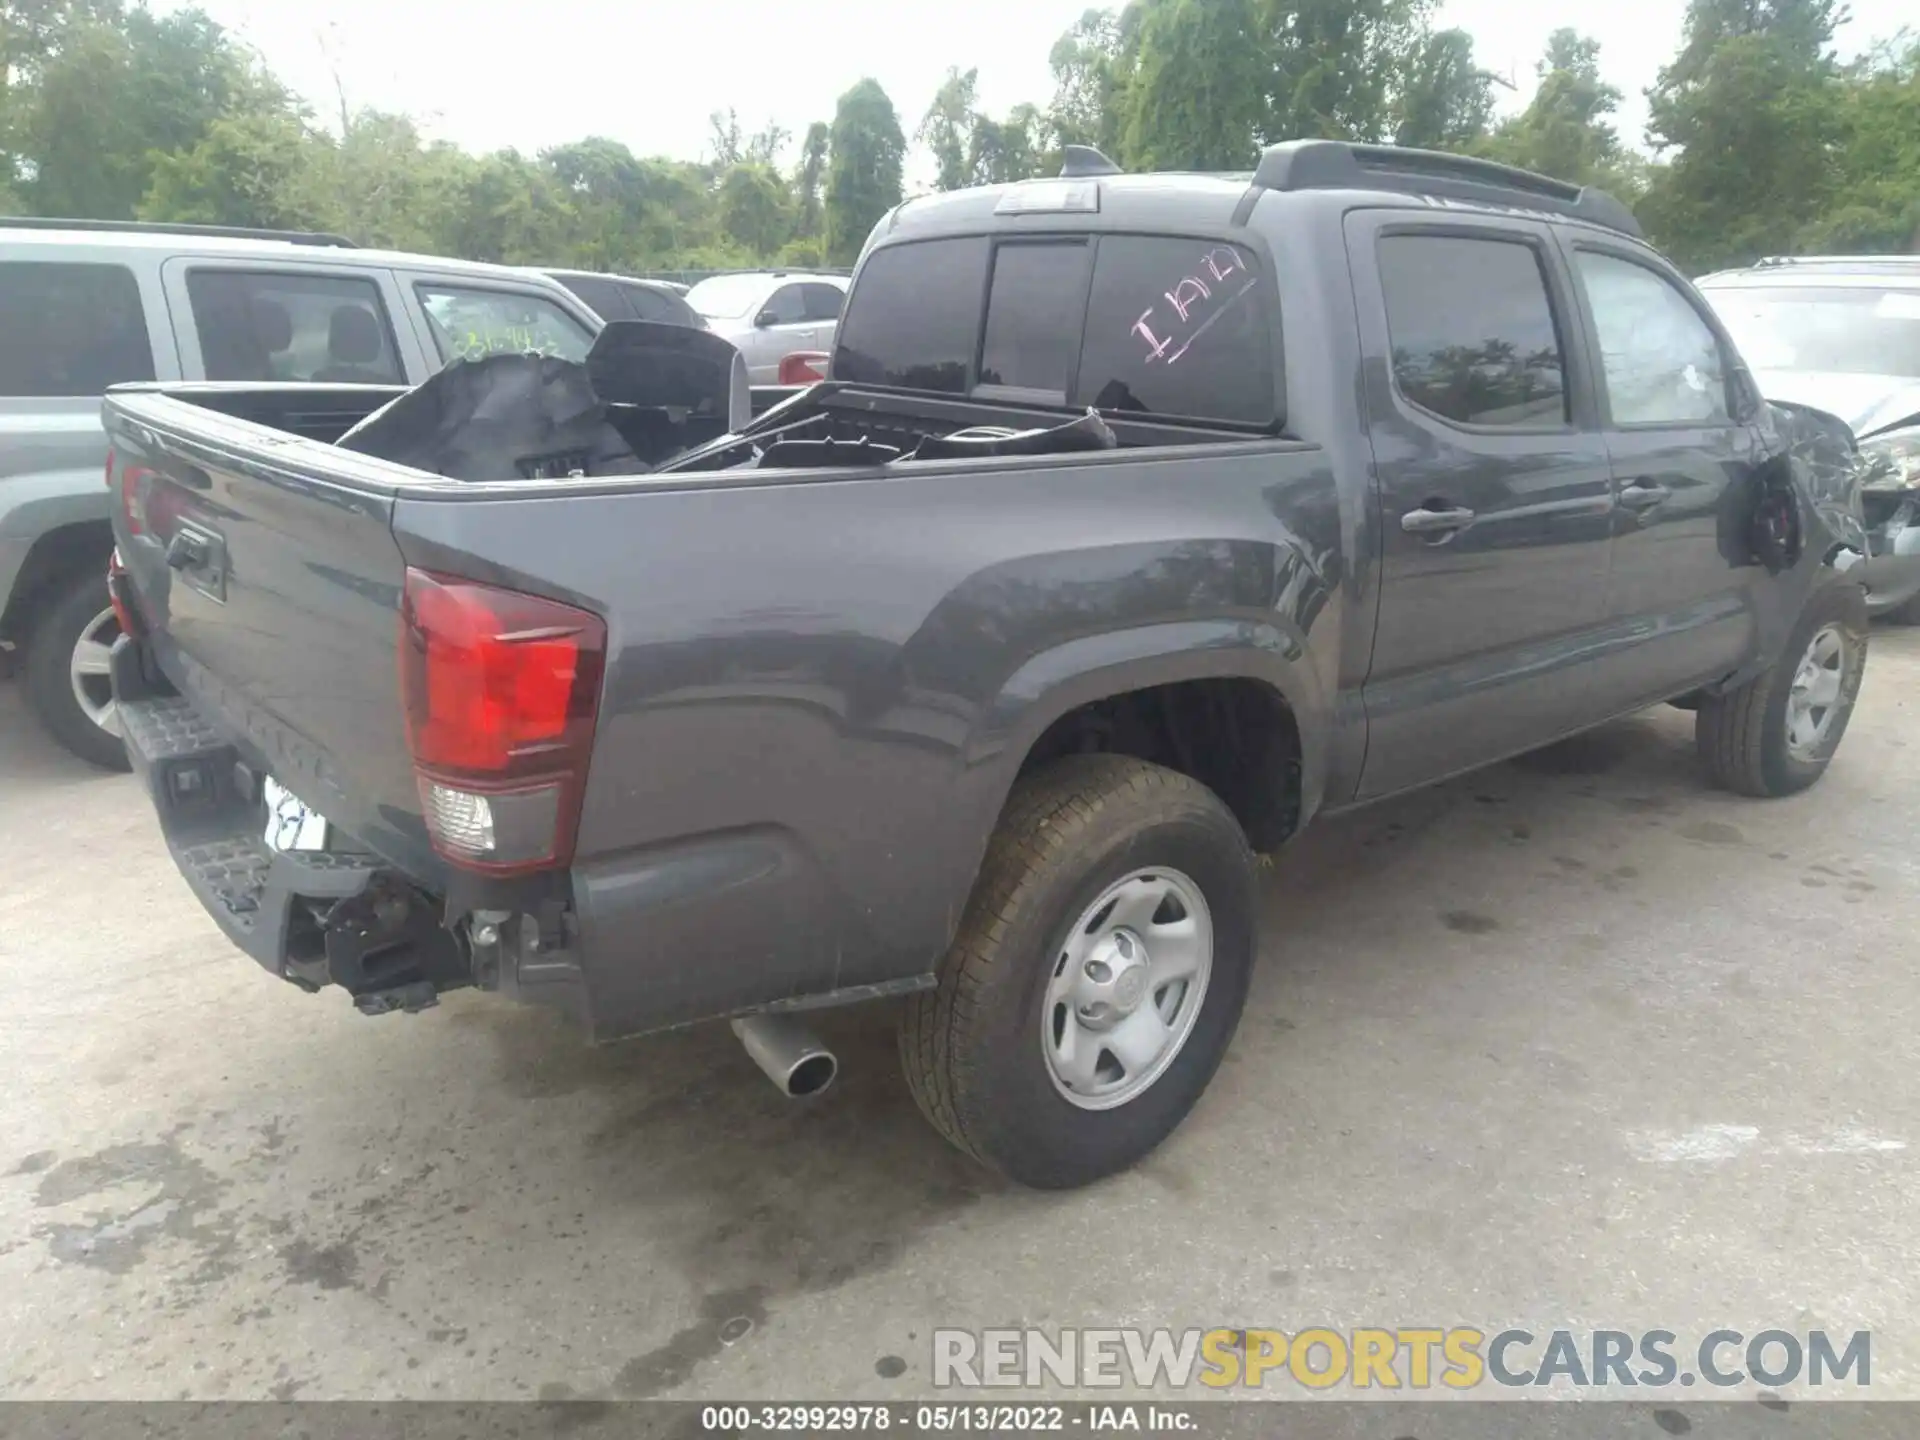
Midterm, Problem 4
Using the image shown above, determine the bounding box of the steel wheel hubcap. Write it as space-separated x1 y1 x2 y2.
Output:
1043 867 1213 1111
1785 624 1846 762
69 605 122 738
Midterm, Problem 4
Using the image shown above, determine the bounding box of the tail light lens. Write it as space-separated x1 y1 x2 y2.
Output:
398 569 606 875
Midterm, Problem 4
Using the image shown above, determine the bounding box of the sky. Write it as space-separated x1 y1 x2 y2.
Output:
166 0 1913 181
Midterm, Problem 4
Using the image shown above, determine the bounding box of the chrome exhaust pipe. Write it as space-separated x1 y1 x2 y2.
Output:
731 1014 837 1097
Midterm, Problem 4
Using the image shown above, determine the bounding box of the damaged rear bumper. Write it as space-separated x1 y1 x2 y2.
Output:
110 639 468 1015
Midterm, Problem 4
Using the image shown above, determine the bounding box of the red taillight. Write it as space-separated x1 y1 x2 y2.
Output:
116 460 161 538
107 549 137 636
398 569 606 874
778 350 830 385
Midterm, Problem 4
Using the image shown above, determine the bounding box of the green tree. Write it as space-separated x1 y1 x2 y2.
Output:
718 161 792 256
1122 0 1269 170
919 66 978 192
15 6 274 219
794 120 829 237
141 105 321 229
440 149 579 265
1262 0 1434 143
1806 39 1920 252
1640 0 1845 269
1047 7 1133 157
825 77 904 262
1481 30 1632 189
970 102 1047 183
1393 27 1494 149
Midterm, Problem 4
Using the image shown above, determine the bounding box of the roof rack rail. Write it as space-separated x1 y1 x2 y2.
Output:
1752 253 1920 268
1059 145 1122 179
0 216 358 248
1249 139 1642 239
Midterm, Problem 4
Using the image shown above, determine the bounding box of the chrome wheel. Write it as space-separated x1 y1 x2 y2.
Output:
1042 867 1213 1111
1785 623 1846 762
68 604 122 739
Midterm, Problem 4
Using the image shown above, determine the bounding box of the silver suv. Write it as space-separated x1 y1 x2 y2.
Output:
686 271 848 382
1698 256 1920 621
1 218 604 767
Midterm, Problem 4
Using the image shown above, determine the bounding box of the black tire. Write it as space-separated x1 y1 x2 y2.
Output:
899 754 1256 1189
1696 583 1867 798
23 564 130 772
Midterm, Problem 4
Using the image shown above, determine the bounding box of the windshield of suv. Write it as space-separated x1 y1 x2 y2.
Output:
1707 285 1920 379
686 274 769 320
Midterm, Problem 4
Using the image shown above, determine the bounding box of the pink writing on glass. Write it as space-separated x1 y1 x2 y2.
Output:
1132 246 1254 367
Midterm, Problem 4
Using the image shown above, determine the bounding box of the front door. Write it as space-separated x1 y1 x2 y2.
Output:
1347 214 1616 798
1562 241 1768 707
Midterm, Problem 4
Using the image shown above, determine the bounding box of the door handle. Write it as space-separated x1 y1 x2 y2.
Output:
1619 481 1671 511
166 532 209 571
1401 504 1476 536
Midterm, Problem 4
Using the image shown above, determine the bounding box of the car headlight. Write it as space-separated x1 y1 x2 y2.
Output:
1860 425 1920 492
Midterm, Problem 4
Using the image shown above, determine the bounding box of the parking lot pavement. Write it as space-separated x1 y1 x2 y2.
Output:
1 631 1917 1403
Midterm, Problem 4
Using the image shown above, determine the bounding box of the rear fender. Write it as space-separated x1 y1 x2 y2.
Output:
978 616 1330 831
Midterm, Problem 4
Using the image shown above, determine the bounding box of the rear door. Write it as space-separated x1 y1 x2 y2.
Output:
1562 239 1767 705
1345 213 1616 798
801 281 846 351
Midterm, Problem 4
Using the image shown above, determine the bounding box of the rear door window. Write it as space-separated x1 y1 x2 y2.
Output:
1073 236 1273 425
622 284 678 323
833 237 990 394
187 270 404 384
979 241 1093 398
0 261 155 396
555 274 632 321
802 283 846 322
415 284 594 365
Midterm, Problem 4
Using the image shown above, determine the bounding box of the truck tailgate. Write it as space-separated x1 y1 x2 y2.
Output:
104 392 437 884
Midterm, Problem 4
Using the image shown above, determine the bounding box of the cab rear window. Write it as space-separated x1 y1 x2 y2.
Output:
832 233 1275 427
832 237 988 394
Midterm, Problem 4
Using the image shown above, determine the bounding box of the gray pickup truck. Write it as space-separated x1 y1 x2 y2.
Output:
1 218 607 768
104 143 1870 1189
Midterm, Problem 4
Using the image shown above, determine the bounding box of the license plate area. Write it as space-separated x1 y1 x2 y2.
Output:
262 777 329 853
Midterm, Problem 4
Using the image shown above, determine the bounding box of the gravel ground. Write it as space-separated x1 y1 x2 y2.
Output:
1 629 1916 1403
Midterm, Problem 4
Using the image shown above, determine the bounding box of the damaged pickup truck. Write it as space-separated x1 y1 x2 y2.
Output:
104 141 1871 1189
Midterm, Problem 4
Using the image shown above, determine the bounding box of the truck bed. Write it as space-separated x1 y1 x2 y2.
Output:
103 378 1337 1037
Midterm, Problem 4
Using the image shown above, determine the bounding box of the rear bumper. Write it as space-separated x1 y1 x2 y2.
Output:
111 637 935 1037
112 638 468 1013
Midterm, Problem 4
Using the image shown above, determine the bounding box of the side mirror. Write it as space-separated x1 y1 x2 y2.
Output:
754 308 779 328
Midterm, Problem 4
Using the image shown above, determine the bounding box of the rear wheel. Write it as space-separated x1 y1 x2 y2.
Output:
23 565 129 772
899 755 1256 1189
1696 584 1866 797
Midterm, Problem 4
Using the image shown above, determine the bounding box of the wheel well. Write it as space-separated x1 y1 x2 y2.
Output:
1019 678 1302 850
1 520 112 644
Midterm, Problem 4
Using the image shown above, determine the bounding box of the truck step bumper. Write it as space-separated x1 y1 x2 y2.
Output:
112 640 467 1013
